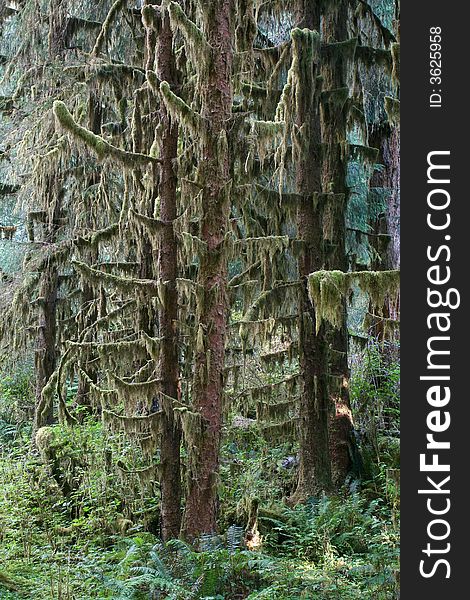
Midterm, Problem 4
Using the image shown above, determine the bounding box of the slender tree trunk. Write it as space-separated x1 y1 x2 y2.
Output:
76 92 102 410
294 0 332 500
33 181 62 430
33 0 68 432
34 266 58 427
183 0 234 539
155 8 182 541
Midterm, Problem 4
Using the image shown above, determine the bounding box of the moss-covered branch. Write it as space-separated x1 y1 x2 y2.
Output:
72 260 161 294
159 81 203 137
91 0 127 57
308 270 400 332
167 1 211 67
53 101 160 167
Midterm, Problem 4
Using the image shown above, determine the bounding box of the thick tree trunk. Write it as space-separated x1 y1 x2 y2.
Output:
294 0 332 500
183 1 234 539
155 10 182 541
321 0 354 487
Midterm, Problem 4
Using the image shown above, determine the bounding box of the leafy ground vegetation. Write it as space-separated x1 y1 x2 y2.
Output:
0 342 399 599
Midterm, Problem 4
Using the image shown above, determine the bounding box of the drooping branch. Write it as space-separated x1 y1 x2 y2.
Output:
159 81 203 138
91 0 128 57
53 101 161 167
167 1 211 69
308 269 400 332
71 260 162 295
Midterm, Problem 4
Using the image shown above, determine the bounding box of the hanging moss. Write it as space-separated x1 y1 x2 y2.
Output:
355 45 392 70
234 235 289 270
260 342 298 369
72 260 161 295
349 144 379 164
131 208 166 237
256 399 293 422
141 332 164 361
108 373 161 415
159 81 203 139
261 418 297 443
103 408 163 437
175 405 205 473
69 338 149 360
141 3 160 31
308 269 400 332
355 269 400 312
91 0 128 57
322 37 358 62
320 87 350 111
180 231 208 259
167 1 211 72
53 101 159 168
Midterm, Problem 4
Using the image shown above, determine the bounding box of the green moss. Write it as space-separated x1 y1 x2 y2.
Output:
308 269 400 332
167 1 210 71
53 101 158 168
92 0 127 56
159 82 202 139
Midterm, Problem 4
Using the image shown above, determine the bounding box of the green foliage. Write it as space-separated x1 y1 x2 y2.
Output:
350 338 400 439
0 368 33 440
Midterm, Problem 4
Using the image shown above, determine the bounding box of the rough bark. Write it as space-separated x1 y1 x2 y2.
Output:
293 0 332 501
155 8 182 541
321 0 354 488
33 181 62 430
183 0 234 539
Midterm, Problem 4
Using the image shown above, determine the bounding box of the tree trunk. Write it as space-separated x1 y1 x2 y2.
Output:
155 8 182 541
33 180 62 430
33 0 68 432
293 0 332 500
76 91 102 411
183 0 234 539
321 0 354 487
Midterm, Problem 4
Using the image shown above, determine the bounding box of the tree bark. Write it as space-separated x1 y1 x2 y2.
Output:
33 180 62 430
155 8 183 541
321 0 354 487
183 0 234 539
293 0 332 500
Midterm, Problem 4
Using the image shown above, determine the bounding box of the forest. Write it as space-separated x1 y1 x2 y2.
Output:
0 0 400 598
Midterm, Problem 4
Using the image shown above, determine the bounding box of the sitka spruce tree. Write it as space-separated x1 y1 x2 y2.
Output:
0 0 400 549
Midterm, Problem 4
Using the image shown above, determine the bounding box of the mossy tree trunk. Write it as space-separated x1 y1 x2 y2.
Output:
183 0 234 539
33 8 68 430
293 0 332 500
33 179 62 430
75 91 102 410
321 0 354 487
155 8 182 542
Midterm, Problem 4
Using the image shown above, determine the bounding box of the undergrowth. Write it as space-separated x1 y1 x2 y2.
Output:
0 344 399 599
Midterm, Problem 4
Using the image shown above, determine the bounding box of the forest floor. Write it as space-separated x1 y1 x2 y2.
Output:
0 364 399 599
